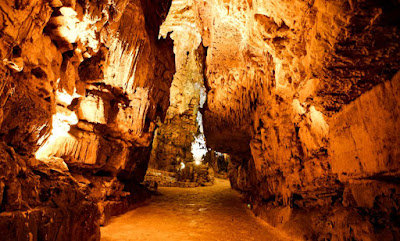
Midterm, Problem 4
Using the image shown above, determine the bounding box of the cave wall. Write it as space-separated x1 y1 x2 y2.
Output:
203 1 399 240
162 0 400 239
0 0 174 240
149 2 206 172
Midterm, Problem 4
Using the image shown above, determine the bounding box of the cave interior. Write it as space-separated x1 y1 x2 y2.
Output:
0 0 399 240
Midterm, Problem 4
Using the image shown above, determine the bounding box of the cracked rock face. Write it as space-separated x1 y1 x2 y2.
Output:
0 0 174 240
162 0 400 239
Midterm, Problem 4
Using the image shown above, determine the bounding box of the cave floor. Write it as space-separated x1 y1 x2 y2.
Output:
101 178 292 241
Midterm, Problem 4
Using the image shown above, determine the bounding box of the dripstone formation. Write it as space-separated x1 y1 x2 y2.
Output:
162 0 400 239
0 0 399 240
0 0 174 240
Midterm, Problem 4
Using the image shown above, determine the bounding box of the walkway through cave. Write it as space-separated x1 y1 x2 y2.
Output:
101 178 292 241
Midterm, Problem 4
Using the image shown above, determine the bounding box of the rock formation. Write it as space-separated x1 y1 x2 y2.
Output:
0 0 399 240
149 0 211 185
0 0 174 240
159 0 400 239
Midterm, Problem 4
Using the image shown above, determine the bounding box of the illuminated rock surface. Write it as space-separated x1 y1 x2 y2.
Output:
159 0 400 239
0 0 399 240
0 0 174 240
148 0 211 185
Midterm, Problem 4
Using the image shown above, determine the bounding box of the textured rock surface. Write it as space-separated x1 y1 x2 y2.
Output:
0 0 174 240
1 0 399 240
0 143 100 241
144 166 214 188
206 151 229 179
161 0 400 239
149 0 207 178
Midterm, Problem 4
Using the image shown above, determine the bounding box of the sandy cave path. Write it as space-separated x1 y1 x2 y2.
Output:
101 178 292 241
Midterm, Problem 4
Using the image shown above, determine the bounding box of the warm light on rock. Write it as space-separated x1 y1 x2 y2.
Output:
56 87 81 106
0 0 399 240
78 94 106 124
103 39 141 94
35 109 79 160
309 105 329 136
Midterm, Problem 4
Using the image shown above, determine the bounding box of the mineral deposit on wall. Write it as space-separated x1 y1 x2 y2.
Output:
0 0 174 240
162 0 400 239
0 0 399 240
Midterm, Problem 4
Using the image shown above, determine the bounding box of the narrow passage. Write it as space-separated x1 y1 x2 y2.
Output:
101 179 292 241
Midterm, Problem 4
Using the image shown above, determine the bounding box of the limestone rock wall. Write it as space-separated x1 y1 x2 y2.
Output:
162 0 400 239
149 0 206 173
148 43 205 171
204 1 399 239
0 0 174 240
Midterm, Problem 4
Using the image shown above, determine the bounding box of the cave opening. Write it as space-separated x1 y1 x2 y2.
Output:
0 0 399 240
